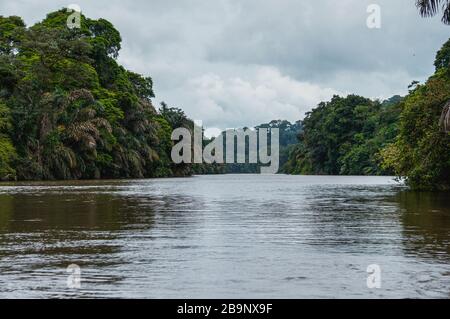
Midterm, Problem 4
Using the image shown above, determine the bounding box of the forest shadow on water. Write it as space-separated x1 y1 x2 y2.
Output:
395 191 450 262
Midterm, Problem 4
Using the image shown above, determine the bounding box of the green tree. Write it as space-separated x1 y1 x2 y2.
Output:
381 64 450 190
0 102 16 180
0 9 204 180
283 95 401 176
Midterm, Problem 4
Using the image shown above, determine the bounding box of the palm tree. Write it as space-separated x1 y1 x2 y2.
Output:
64 89 112 152
416 0 450 24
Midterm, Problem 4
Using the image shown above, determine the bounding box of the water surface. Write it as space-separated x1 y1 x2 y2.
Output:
0 175 449 298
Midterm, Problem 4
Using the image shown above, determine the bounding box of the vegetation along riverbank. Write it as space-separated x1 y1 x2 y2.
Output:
1 8 450 190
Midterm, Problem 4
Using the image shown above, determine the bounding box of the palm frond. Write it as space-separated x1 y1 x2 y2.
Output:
442 0 450 24
416 0 450 23
416 0 442 17
68 89 95 103
67 121 99 142
92 118 112 133
47 144 77 179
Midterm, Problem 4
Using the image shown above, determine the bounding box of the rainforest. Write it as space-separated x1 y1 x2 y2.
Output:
3 1 450 301
1 9 450 190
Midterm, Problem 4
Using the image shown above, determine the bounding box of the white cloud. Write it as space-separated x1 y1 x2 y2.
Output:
178 66 341 129
1 0 450 129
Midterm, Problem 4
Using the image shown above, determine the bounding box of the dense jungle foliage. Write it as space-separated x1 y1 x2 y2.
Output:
0 10 216 180
2 8 450 191
282 95 402 176
380 38 450 190
283 37 450 190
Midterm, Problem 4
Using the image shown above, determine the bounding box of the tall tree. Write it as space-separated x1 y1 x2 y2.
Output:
0 9 210 180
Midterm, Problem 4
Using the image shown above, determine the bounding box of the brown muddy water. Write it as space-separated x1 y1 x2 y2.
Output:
0 175 449 298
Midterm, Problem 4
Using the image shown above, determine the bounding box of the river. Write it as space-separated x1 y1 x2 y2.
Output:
0 175 449 298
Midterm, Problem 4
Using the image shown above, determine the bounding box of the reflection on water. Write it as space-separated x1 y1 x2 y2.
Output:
397 192 450 261
0 175 449 298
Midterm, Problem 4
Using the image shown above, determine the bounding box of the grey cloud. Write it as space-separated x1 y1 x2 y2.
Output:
1 0 450 129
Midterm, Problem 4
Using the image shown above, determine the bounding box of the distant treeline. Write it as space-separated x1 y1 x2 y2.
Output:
220 120 302 174
214 95 402 178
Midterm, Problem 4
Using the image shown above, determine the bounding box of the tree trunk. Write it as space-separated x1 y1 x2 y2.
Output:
439 100 450 133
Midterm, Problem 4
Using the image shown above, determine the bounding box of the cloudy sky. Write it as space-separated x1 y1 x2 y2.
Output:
1 0 450 133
